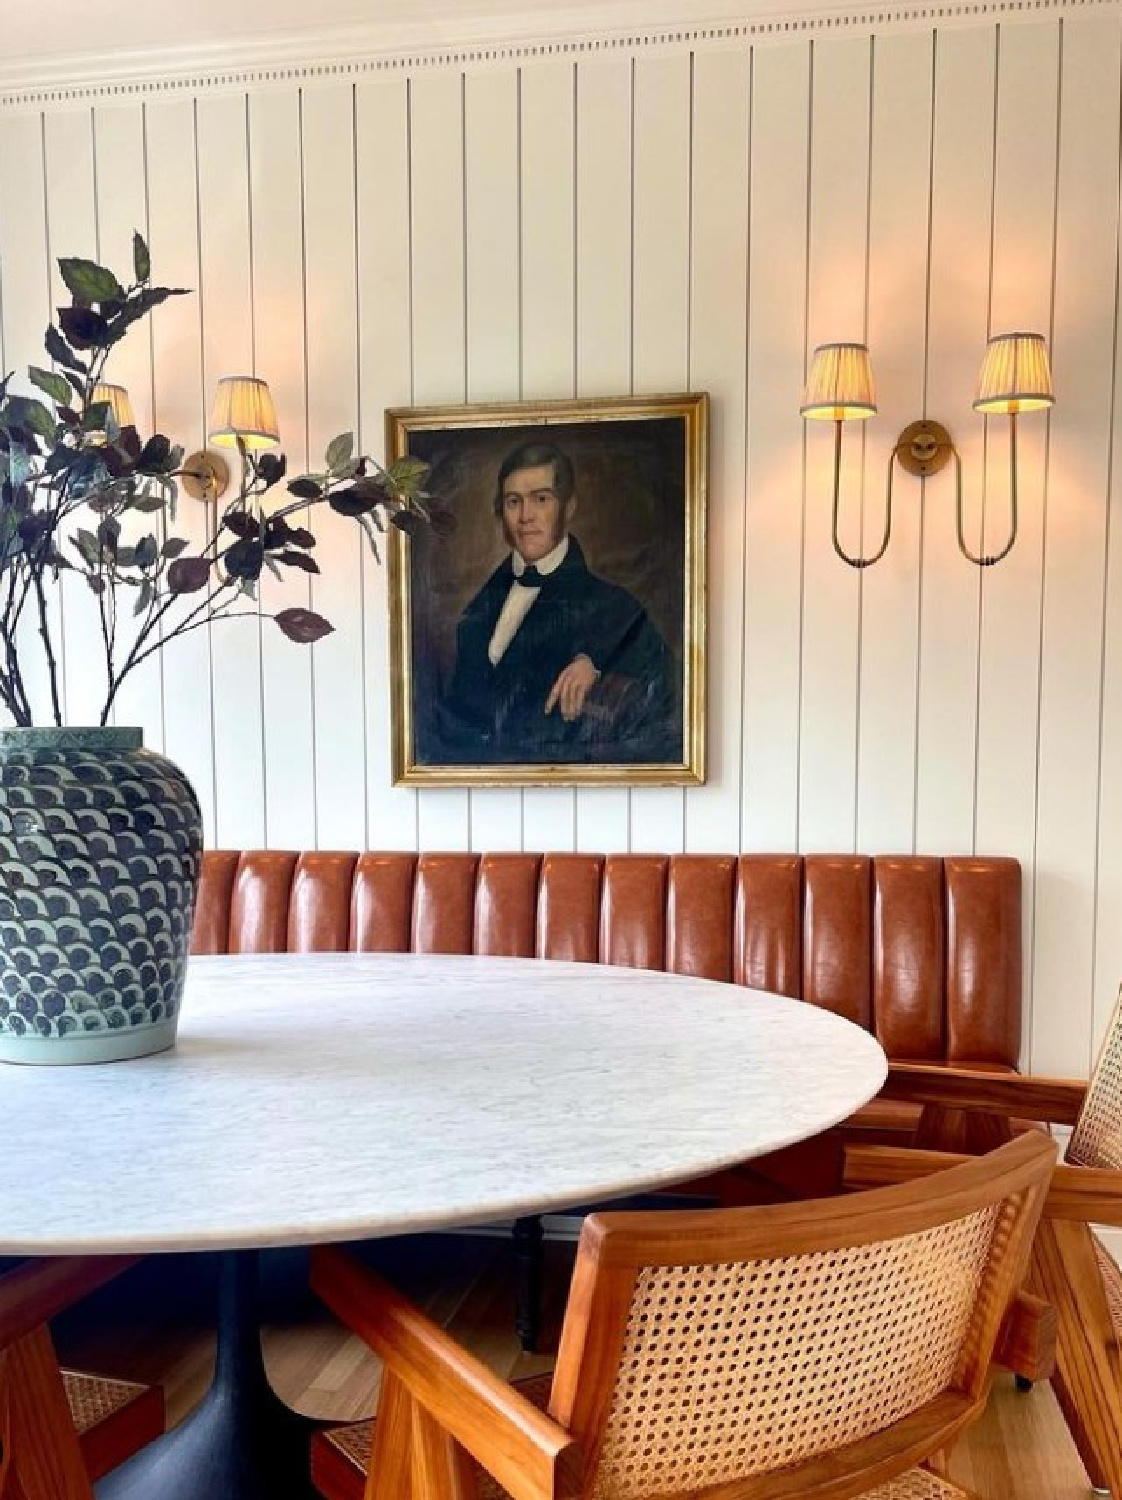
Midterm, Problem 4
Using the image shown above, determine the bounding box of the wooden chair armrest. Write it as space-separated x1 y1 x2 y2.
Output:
845 1144 1122 1228
882 1063 1086 1125
0 1257 137 1351
310 1246 581 1500
995 1292 1056 1380
843 1144 970 1192
1046 1164 1122 1226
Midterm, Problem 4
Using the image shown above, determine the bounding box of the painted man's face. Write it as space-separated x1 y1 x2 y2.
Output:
500 463 575 564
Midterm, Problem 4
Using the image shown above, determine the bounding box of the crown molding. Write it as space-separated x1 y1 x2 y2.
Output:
1 0 1117 111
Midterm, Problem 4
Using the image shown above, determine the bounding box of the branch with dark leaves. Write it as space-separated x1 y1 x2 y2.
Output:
0 234 434 727
162 432 431 646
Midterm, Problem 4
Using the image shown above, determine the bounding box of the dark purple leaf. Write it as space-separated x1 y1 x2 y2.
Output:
137 433 171 473
44 323 85 373
275 607 333 644
224 537 264 581
328 486 380 519
255 452 287 487
167 556 211 594
286 477 323 501
277 550 320 574
222 510 260 541
58 306 110 349
390 509 426 538
429 507 457 538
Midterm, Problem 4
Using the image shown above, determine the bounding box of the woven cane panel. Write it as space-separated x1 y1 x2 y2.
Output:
863 1472 969 1498
1068 986 1122 1170
1094 1239 1122 1339
590 1209 999 1500
323 1419 372 1473
62 1370 147 1435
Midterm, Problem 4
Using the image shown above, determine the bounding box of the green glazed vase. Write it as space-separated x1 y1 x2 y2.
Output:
0 727 202 1065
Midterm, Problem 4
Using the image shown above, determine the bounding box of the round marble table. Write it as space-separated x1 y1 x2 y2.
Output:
3 953 887 1498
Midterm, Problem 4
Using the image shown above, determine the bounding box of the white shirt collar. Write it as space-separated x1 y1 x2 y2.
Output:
511 534 569 582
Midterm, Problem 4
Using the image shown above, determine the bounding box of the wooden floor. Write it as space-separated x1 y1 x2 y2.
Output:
54 1234 1098 1499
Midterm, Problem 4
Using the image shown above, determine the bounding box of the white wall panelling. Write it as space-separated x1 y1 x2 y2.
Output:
740 41 809 852
3 10 1122 1070
913 27 995 858
854 31 931 855
409 71 471 851
356 77 418 851
684 45 750 854
801 35 871 852
573 55 632 853
629 51 691 853
196 92 266 850
463 65 523 852
143 101 217 842
250 87 317 853
519 59 579 853
94 104 164 746
42 108 100 732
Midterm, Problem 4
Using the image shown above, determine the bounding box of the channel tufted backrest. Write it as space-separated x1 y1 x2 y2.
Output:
191 850 1021 1066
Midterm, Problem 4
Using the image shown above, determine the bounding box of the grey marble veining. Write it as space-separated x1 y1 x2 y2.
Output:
1 954 887 1253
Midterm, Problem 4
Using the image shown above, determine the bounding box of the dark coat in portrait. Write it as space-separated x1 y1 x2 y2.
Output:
420 537 679 765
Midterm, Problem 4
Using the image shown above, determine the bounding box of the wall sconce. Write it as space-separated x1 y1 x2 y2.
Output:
801 331 1055 569
182 375 280 501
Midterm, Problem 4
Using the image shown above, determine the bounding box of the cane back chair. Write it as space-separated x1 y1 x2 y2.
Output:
0 1256 164 1499
849 981 1122 1497
308 1133 1054 1500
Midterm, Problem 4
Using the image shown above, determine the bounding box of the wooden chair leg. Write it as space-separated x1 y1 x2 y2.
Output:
364 1369 412 1500
1032 1218 1122 1496
0 1326 95 1500
410 1398 476 1500
513 1216 544 1354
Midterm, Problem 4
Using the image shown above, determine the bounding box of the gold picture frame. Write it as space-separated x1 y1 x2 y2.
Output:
386 392 707 786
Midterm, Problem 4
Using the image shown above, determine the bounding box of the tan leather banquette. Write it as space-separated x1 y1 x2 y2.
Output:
192 850 1021 1069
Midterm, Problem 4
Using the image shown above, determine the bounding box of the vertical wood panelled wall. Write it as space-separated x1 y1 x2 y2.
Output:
0 10 1120 1077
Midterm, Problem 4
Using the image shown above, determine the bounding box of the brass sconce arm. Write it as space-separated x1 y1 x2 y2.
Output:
956 411 1019 569
830 417 892 570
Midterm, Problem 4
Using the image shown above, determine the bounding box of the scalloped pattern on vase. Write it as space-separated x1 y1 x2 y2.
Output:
0 728 202 1065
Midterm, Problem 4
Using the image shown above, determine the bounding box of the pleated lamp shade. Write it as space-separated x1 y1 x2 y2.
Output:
209 376 280 450
800 343 877 421
91 382 136 430
973 332 1055 415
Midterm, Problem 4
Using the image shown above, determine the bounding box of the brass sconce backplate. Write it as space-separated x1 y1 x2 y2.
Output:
894 419 955 478
181 449 231 501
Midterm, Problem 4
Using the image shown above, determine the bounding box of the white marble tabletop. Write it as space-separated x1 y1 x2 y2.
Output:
1 953 887 1254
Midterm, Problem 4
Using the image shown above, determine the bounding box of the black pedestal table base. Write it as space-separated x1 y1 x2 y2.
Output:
96 1250 318 1500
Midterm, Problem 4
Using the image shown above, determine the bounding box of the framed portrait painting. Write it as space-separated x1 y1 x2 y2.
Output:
386 392 707 786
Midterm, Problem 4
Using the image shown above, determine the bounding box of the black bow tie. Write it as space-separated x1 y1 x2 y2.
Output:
516 566 546 586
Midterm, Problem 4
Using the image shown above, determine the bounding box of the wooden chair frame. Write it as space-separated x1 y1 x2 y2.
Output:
311 1133 1055 1500
851 1058 1122 1496
0 1256 149 1500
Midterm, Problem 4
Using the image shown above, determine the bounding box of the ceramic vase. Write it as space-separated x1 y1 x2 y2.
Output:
0 727 202 1065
